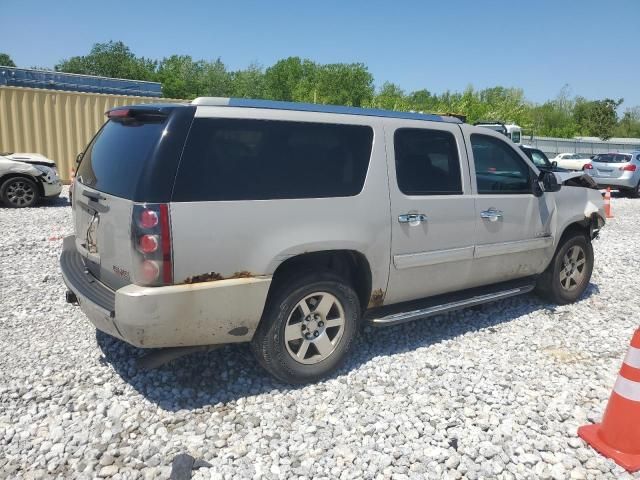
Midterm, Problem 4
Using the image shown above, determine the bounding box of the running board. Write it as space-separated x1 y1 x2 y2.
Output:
369 283 535 327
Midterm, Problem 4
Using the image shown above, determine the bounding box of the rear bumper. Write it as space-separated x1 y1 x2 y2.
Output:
588 174 637 189
60 236 271 348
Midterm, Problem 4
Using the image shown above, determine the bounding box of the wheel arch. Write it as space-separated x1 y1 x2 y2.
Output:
556 212 604 247
266 250 373 314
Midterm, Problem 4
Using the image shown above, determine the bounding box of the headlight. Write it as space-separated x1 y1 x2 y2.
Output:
33 164 58 181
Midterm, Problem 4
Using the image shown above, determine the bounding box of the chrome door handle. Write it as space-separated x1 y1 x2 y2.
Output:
480 208 503 222
398 213 427 224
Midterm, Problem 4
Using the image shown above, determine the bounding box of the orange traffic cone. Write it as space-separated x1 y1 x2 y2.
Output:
604 187 613 219
578 328 640 472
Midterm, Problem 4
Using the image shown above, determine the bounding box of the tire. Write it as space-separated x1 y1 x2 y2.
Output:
0 177 40 208
251 270 360 384
627 181 640 198
535 233 594 305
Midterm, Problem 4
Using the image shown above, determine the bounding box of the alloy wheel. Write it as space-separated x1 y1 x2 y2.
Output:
559 245 587 291
284 292 346 365
6 180 36 207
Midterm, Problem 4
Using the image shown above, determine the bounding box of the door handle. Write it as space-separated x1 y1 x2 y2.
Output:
480 208 503 222
398 213 427 224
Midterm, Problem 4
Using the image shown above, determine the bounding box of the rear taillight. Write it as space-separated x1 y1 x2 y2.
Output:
620 164 637 172
583 163 593 170
132 204 172 286
141 260 160 283
138 234 159 254
139 209 159 229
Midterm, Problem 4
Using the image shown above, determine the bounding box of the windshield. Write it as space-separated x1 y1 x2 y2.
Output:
530 150 550 167
592 153 632 163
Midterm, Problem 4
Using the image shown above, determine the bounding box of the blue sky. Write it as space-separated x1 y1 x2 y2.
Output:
3 0 639 108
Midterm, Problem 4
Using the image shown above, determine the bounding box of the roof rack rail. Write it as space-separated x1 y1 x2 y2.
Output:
191 97 463 124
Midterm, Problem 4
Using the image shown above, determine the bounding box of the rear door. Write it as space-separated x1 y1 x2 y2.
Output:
73 106 193 289
384 120 476 304
463 128 556 285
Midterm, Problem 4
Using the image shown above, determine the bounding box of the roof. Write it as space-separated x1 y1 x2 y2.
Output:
191 97 463 124
0 67 162 97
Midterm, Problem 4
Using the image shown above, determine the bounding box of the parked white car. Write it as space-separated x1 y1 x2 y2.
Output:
0 152 62 207
551 153 593 171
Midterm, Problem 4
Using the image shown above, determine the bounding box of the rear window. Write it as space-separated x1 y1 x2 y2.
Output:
593 154 632 163
172 118 374 201
77 118 166 199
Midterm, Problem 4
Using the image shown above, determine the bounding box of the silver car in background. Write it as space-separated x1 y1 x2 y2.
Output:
585 151 640 197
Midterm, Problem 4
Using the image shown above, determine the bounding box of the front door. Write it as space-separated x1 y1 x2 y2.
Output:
384 121 476 304
464 130 556 285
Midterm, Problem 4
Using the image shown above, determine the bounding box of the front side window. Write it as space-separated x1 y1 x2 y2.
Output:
394 128 463 195
471 134 532 194
530 150 550 168
173 118 373 201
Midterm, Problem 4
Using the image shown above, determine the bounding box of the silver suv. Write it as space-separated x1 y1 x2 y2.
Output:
61 98 605 383
585 151 640 197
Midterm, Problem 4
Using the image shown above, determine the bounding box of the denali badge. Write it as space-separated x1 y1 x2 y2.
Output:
112 265 130 280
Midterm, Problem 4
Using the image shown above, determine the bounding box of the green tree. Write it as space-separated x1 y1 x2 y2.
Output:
374 82 407 110
156 55 203 99
574 97 623 140
263 57 315 101
314 63 374 106
0 53 16 67
615 107 640 138
231 63 266 98
55 41 156 81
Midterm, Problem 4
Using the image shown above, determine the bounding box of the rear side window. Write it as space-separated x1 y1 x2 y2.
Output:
77 119 166 199
172 119 373 201
471 134 532 194
394 128 462 195
594 154 632 163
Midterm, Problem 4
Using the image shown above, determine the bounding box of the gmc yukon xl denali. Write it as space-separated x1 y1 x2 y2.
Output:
61 98 605 383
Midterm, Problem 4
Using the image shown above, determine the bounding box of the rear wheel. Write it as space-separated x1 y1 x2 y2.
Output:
536 233 593 305
251 271 360 384
0 177 40 208
626 180 640 198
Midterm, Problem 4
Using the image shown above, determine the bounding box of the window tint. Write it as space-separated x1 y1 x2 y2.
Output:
77 118 167 199
471 134 532 194
394 128 462 195
172 118 373 201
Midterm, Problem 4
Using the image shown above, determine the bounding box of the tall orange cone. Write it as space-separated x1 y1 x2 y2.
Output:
603 187 613 219
578 328 640 472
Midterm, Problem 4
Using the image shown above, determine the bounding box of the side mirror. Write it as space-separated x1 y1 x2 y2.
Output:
75 152 83 166
552 161 558 168
539 170 561 192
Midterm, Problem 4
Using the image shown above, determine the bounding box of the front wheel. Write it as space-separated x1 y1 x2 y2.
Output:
1 177 40 208
251 271 360 384
536 233 594 305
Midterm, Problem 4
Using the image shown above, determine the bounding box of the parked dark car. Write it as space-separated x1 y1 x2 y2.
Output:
520 146 567 172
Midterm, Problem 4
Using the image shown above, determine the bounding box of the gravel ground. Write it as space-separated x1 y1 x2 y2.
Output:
1 187 640 480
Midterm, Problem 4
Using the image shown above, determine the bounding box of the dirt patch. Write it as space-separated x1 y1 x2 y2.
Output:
543 347 588 364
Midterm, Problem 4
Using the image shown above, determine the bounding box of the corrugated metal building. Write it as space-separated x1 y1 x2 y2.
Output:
0 86 183 181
